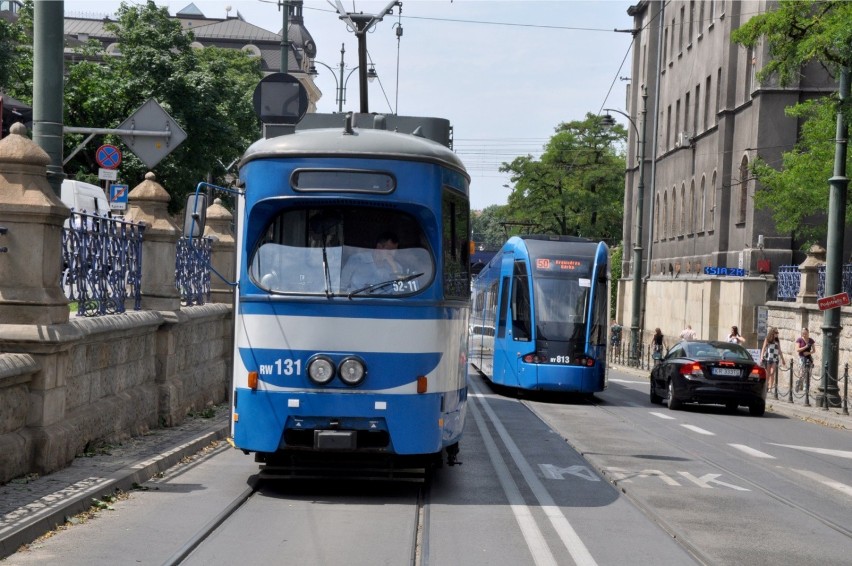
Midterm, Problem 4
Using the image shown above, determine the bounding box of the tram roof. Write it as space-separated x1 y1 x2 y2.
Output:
240 126 469 179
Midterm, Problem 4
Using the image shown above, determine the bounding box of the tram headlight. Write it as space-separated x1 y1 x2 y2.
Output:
307 355 336 385
338 356 366 386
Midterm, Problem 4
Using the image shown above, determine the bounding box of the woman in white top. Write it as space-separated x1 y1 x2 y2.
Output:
727 325 746 345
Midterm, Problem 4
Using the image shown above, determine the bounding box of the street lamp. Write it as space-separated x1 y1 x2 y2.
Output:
603 86 648 365
308 43 377 113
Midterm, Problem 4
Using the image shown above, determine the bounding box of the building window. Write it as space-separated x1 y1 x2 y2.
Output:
698 0 705 35
688 0 695 44
671 188 677 239
709 171 717 230
704 75 711 130
680 184 686 236
699 175 706 232
655 193 661 241
738 156 749 223
675 99 681 145
679 6 685 52
688 180 695 235
666 106 672 150
694 84 700 134
684 93 690 138
716 68 722 122
663 191 669 239
663 27 669 63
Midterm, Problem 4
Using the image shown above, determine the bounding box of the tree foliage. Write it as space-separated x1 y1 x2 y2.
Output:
732 0 852 243
499 113 626 244
470 204 510 249
5 0 263 211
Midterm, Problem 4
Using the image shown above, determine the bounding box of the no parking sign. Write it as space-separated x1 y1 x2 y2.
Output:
96 144 122 169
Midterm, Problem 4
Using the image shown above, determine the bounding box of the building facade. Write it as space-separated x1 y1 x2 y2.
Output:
617 0 837 346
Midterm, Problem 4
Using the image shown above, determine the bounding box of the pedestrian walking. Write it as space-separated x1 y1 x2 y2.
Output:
610 319 623 350
679 324 697 341
760 327 785 390
650 328 666 365
727 325 746 345
794 328 815 392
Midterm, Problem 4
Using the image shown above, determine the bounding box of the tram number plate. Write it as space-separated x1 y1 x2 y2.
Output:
712 367 741 377
314 430 356 450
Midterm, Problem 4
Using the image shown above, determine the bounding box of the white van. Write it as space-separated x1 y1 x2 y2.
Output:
60 179 111 216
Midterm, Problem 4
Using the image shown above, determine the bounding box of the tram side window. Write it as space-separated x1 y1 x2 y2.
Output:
511 261 531 341
496 276 510 339
591 271 609 345
442 190 470 300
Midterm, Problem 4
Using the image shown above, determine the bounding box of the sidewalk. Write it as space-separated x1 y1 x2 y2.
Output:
0 406 230 560
611 362 851 431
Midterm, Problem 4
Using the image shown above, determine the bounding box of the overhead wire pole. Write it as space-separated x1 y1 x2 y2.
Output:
333 0 401 113
280 1 290 73
818 66 850 409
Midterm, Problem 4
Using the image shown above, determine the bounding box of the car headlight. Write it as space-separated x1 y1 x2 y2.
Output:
307 355 335 385
338 356 366 386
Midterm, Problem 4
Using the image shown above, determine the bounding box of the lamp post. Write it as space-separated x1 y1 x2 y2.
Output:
309 43 377 113
603 86 648 365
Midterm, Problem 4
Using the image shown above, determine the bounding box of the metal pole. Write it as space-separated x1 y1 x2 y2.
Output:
280 1 290 73
818 66 849 408
33 1 66 196
338 43 346 112
630 88 648 364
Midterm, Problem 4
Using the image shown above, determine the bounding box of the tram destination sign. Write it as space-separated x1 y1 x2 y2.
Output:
817 292 850 311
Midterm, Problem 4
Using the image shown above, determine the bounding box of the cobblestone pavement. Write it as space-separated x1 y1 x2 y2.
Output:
0 406 230 559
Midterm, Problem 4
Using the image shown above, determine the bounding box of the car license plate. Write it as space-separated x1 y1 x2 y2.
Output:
712 367 741 377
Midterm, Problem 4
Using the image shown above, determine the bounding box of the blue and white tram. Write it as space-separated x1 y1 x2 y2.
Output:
230 115 470 472
469 235 609 393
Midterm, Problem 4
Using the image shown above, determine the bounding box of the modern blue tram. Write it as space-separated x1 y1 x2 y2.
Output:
228 114 470 473
469 235 609 393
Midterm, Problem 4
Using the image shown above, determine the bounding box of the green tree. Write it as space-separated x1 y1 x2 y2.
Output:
732 0 852 243
471 204 509 249
499 113 626 244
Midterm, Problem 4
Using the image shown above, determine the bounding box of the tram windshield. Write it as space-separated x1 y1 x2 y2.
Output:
249 206 434 297
533 276 590 341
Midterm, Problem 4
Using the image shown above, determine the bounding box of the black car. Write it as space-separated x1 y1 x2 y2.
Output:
650 340 767 416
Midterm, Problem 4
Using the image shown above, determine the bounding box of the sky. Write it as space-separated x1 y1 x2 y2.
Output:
62 0 637 210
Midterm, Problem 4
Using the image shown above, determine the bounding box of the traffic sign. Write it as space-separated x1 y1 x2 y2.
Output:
117 99 187 169
95 144 122 169
98 168 118 181
817 292 850 311
109 183 129 211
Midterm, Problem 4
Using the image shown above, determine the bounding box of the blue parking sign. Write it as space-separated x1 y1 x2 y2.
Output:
109 183 129 211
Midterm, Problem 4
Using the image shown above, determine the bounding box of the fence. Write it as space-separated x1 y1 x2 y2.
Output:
776 264 852 301
61 211 213 315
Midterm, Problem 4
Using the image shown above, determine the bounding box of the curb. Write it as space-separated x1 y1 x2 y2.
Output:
0 423 229 560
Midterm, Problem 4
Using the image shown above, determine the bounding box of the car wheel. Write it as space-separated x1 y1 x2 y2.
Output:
666 379 682 410
749 400 766 417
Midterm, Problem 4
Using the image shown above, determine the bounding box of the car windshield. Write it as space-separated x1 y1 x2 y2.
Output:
686 342 751 361
249 207 434 297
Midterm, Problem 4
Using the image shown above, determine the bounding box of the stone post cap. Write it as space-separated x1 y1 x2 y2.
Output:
799 244 826 269
128 171 170 202
0 122 50 167
203 198 234 243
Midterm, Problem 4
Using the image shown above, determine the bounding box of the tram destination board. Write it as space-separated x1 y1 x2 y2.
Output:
534 257 592 276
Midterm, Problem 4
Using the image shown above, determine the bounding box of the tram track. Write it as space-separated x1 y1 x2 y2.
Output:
159 471 431 566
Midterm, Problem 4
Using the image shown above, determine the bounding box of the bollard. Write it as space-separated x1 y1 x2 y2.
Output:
804 363 811 407
788 363 794 403
843 363 849 416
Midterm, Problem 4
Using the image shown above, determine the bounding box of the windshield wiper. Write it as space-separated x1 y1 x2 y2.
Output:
347 272 423 299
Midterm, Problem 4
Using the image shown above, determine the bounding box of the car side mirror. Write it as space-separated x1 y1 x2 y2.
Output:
183 193 208 238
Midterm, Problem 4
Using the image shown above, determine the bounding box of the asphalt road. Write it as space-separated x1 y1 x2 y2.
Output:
5 366 850 565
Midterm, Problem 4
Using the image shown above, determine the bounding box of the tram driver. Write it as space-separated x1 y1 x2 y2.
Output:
341 231 405 291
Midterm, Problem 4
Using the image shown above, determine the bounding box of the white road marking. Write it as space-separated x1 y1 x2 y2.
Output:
540 464 601 482
609 378 643 384
605 467 682 486
467 395 558 566
789 469 852 498
768 444 852 459
680 424 715 435
678 472 750 491
729 444 776 459
650 411 676 420
470 381 598 566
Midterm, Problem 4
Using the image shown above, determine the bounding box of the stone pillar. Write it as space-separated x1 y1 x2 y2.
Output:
124 172 181 311
797 244 825 305
203 198 236 304
0 123 70 325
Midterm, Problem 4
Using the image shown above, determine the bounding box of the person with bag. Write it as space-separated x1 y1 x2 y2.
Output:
650 328 666 365
794 328 815 392
760 327 785 390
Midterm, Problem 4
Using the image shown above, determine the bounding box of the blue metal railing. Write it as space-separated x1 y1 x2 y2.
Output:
61 211 145 316
176 236 212 306
776 263 852 301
